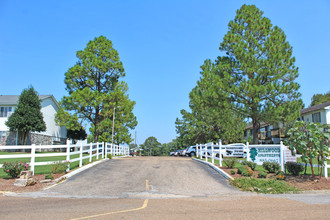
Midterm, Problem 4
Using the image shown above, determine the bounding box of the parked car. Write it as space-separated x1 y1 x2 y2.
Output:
186 146 196 157
170 151 175 156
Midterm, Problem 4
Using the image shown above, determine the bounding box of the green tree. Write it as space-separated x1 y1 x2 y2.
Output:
140 136 161 156
56 36 136 143
176 59 246 145
6 86 46 145
310 91 330 106
217 4 302 144
286 121 330 179
91 82 137 144
67 126 87 144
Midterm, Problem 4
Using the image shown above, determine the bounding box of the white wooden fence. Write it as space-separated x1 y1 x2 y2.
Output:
0 142 129 174
196 142 330 177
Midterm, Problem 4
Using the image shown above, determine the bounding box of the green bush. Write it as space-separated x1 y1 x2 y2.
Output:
45 174 54 179
107 154 113 159
223 158 237 168
258 171 267 178
2 161 29 178
262 161 281 173
50 161 70 174
230 169 236 175
241 161 257 171
241 166 253 177
237 165 253 177
285 162 303 176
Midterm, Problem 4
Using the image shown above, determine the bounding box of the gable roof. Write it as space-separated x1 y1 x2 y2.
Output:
0 95 60 109
300 101 330 115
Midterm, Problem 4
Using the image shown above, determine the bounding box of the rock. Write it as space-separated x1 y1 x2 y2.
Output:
40 179 52 183
14 178 37 187
20 171 33 179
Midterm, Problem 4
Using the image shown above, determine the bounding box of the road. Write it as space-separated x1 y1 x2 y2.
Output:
1 157 330 219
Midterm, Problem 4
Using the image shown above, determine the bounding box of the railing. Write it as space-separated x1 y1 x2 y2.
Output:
324 148 330 178
0 142 130 174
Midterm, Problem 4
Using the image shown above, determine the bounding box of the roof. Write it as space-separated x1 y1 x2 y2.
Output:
300 101 330 115
0 95 59 108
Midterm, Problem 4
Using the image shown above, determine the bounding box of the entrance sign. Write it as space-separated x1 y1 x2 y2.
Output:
249 147 281 164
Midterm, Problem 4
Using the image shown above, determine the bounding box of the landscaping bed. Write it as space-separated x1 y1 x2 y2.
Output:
221 167 330 191
0 173 64 193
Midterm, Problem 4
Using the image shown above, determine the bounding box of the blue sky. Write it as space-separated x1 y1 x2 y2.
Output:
1 1 329 145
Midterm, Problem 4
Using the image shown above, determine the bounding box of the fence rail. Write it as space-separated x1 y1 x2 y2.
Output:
0 142 130 174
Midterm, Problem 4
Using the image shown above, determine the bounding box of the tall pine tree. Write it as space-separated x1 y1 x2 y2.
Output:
218 5 302 143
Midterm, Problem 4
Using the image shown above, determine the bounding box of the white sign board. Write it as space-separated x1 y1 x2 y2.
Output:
223 145 244 157
249 147 281 165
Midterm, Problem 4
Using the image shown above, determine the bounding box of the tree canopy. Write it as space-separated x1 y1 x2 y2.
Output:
217 4 302 143
310 91 330 106
140 136 162 156
56 36 137 144
6 86 46 145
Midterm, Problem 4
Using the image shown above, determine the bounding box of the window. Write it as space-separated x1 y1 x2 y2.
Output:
0 107 13 117
312 112 321 123
0 131 6 141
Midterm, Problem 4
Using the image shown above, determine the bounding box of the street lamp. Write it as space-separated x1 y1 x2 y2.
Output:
111 106 116 148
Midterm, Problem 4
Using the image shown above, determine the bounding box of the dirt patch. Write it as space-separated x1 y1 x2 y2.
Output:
0 174 64 193
221 167 330 191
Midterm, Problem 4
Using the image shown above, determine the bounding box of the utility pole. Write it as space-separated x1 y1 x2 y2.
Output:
111 106 116 148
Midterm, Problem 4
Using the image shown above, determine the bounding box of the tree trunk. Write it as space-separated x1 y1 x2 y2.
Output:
309 158 315 179
252 118 259 144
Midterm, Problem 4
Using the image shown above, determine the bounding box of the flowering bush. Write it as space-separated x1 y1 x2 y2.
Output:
50 161 70 174
2 161 29 178
276 171 286 180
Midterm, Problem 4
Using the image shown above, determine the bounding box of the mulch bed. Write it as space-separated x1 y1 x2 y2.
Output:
0 174 64 193
221 167 330 191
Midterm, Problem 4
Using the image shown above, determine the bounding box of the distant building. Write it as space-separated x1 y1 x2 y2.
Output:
0 95 67 145
299 101 330 125
243 101 330 144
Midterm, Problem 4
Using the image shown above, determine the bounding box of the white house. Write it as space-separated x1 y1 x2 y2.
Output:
243 101 330 144
300 101 330 125
0 95 67 145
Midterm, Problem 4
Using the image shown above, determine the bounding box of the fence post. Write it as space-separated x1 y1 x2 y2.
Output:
205 144 208 162
219 140 222 167
246 142 250 162
30 144 36 175
79 143 83 167
280 141 285 172
66 141 71 171
96 142 99 160
211 143 214 164
200 144 202 159
324 160 328 178
89 142 92 162
195 144 198 157
102 142 104 158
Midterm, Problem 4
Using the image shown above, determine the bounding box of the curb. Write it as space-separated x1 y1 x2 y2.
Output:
192 158 234 181
50 158 109 186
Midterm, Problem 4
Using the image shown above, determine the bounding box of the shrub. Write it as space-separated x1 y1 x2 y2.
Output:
50 161 70 174
107 154 113 159
262 162 281 173
242 166 253 177
230 169 236 175
223 158 237 168
2 161 29 178
285 162 303 176
276 171 286 180
241 161 257 171
258 171 267 178
237 166 253 177
45 174 54 179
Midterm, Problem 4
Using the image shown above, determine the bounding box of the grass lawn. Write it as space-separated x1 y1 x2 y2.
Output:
0 151 103 178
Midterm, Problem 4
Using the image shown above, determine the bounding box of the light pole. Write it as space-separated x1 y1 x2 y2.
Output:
111 106 116 148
